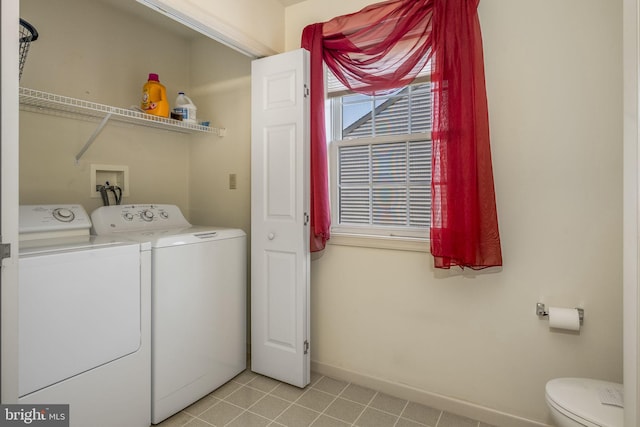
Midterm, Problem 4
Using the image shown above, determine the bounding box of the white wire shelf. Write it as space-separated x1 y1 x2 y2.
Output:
19 87 222 134
19 87 225 162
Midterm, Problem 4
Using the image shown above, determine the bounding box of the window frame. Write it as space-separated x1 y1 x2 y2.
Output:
327 80 432 250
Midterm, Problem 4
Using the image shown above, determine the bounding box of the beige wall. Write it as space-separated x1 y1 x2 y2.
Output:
18 0 230 218
188 38 252 233
285 0 623 424
284 0 373 50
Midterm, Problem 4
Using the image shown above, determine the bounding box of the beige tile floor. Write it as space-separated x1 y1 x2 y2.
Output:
154 370 496 427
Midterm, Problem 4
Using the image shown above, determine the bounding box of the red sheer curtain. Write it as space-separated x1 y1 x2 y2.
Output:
302 0 502 268
302 23 332 252
430 0 501 268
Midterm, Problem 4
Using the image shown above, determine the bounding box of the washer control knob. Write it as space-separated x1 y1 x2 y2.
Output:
268 233 275 240
159 211 169 219
53 208 75 222
123 212 134 221
141 210 154 221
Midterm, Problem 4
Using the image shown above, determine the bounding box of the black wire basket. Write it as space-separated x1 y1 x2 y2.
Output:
19 19 38 81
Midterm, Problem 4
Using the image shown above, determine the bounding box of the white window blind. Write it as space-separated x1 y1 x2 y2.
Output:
331 77 433 239
338 139 431 228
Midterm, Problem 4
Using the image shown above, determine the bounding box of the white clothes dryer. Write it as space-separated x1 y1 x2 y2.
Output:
18 205 151 427
91 204 247 424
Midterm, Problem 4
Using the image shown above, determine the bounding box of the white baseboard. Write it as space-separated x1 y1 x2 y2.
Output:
310 361 551 427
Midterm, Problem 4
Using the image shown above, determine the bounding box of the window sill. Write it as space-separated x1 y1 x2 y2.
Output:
328 232 429 253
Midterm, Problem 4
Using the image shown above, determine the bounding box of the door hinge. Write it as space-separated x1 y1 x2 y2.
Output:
304 212 309 226
0 243 11 261
304 340 310 355
304 84 310 98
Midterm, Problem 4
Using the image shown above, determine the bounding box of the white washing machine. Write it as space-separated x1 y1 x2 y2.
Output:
18 204 151 427
91 204 247 424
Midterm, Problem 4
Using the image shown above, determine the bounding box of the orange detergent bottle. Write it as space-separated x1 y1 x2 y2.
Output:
141 73 169 117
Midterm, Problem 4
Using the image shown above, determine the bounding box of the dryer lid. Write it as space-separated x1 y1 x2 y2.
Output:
19 204 91 236
545 378 623 427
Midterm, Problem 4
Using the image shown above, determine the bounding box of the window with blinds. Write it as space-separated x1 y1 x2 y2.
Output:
330 78 433 239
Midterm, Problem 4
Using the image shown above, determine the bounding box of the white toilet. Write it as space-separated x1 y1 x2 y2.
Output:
545 378 623 427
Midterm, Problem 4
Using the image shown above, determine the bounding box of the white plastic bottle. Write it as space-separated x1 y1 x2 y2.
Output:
173 92 197 124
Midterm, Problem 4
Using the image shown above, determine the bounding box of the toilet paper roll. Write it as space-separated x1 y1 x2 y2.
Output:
548 307 581 331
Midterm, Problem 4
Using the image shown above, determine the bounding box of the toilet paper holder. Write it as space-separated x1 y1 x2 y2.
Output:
536 303 584 325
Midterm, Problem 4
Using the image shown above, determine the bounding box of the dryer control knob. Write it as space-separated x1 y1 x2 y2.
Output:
141 210 154 221
123 212 134 221
53 208 75 222
268 233 275 240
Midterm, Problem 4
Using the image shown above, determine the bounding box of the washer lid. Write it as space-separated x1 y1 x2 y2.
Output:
545 378 623 427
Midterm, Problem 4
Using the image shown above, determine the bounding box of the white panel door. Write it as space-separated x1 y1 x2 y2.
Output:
251 49 310 388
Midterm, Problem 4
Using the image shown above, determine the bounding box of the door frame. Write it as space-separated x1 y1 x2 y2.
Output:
1 0 21 403
623 0 640 425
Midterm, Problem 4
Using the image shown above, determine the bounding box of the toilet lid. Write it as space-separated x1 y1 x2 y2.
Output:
545 378 623 427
